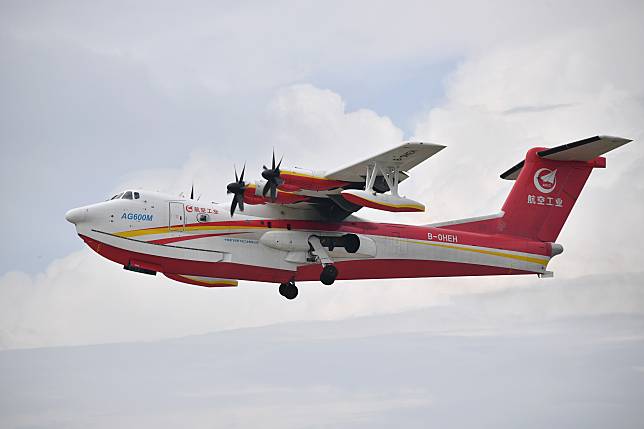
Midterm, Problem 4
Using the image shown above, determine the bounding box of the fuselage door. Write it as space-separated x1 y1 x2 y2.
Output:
169 202 185 232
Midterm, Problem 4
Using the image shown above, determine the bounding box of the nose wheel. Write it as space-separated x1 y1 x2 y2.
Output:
279 281 298 300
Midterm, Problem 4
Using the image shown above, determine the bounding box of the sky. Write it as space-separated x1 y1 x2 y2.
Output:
2 275 644 428
1 0 643 426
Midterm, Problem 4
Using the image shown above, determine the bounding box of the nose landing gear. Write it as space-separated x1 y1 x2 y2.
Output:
279 281 298 300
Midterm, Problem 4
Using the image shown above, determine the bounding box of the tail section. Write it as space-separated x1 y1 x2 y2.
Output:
499 135 631 242
434 136 632 242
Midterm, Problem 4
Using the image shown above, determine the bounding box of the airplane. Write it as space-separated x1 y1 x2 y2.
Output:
65 135 632 299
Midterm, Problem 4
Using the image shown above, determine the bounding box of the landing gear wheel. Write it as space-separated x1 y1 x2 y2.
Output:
343 234 360 253
279 282 298 300
320 264 338 285
279 283 288 296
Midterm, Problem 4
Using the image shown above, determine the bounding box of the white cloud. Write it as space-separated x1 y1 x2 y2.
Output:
412 20 644 277
2 279 643 428
3 1 640 95
6 32 644 349
266 84 404 168
0 85 449 350
2 1 643 350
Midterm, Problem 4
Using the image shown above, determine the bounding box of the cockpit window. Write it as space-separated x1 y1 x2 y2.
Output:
122 191 133 200
133 192 140 199
110 192 124 200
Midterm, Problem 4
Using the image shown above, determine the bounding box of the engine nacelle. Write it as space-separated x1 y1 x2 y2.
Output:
259 231 370 255
340 190 425 212
278 169 350 191
241 182 309 205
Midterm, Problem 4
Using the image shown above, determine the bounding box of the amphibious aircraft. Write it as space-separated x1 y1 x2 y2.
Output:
65 136 632 299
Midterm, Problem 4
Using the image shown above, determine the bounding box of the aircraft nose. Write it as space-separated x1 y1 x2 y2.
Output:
65 207 87 224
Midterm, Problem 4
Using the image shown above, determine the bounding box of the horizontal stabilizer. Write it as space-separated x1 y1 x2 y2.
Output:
501 135 632 180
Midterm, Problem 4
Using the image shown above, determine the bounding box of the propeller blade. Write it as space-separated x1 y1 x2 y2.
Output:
228 163 248 216
270 183 277 202
190 183 194 200
262 182 270 197
276 155 283 170
272 150 276 169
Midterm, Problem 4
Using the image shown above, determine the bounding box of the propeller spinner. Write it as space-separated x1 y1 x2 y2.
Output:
261 150 284 202
226 164 246 216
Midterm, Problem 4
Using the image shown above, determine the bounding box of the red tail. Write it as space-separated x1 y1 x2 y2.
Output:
437 136 632 242
500 148 601 242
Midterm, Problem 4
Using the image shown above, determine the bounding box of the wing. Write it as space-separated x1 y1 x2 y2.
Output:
255 141 445 219
325 142 446 182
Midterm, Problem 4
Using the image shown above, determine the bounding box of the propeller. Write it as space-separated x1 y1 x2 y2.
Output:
261 150 284 202
190 183 194 200
226 164 246 216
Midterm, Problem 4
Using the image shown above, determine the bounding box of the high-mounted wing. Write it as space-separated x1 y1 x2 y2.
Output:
233 142 446 219
325 142 445 182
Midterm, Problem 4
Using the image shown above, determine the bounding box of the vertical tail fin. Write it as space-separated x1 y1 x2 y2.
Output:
499 136 631 242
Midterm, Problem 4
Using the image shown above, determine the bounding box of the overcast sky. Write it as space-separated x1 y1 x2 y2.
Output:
2 274 644 428
1 1 644 425
0 0 644 427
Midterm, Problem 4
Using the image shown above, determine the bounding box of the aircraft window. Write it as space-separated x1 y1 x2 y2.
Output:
133 192 140 199
197 213 209 223
110 192 124 200
122 191 133 200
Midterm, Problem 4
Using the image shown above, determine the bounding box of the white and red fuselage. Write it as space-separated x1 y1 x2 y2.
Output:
64 136 632 296
65 191 554 287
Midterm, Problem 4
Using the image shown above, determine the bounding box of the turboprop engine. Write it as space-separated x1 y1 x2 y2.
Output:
340 189 425 213
245 181 309 205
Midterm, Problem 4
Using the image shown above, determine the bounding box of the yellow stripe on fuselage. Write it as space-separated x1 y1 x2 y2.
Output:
114 224 271 238
410 239 548 266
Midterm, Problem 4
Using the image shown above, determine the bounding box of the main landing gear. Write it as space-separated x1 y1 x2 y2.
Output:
320 264 338 285
279 281 298 300
279 265 339 300
278 236 342 299
308 235 339 286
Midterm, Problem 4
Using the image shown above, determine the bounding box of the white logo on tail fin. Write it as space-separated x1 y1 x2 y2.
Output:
534 168 557 194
